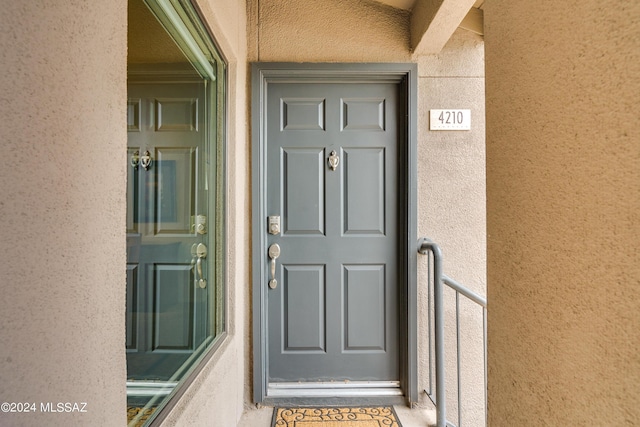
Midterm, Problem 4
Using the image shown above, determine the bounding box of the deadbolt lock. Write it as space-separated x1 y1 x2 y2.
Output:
268 216 281 235
196 215 207 235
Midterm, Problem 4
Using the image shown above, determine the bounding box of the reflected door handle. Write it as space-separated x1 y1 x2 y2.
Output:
196 243 207 289
268 244 281 289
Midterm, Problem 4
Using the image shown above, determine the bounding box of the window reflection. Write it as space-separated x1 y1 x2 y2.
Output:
126 1 225 425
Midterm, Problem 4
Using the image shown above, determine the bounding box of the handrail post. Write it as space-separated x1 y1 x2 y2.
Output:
418 238 446 427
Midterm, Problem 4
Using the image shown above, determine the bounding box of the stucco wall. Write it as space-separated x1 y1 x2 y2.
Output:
0 2 127 426
417 28 486 426
247 0 486 419
248 0 410 62
485 1 640 425
0 1 249 426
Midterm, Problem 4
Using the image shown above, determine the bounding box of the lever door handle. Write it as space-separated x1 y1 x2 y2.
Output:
268 243 281 289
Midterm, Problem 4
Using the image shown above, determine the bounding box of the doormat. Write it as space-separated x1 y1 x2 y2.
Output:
272 407 402 427
127 406 157 427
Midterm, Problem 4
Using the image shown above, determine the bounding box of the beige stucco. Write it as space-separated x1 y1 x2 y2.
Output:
485 1 640 425
417 28 486 426
249 0 411 62
0 2 128 426
0 0 249 426
411 0 477 54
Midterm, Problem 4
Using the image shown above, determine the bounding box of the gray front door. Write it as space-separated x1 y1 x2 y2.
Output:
265 81 401 387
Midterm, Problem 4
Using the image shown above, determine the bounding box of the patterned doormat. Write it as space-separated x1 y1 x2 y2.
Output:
272 407 403 426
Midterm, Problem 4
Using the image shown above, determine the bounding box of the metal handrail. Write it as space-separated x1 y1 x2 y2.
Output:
418 237 487 427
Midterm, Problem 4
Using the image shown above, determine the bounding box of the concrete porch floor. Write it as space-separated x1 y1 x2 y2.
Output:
238 405 436 427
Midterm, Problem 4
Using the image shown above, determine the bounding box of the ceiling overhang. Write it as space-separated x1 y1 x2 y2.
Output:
370 0 484 55
372 0 416 10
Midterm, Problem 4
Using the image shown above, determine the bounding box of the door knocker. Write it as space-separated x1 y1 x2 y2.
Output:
328 150 339 171
140 150 152 171
130 150 140 169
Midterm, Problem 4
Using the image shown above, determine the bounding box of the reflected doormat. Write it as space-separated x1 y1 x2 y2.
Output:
272 407 402 426
127 406 157 427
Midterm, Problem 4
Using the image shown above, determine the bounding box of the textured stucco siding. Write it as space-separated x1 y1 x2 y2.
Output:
250 0 411 62
0 0 249 426
485 0 640 425
417 29 486 426
0 2 128 426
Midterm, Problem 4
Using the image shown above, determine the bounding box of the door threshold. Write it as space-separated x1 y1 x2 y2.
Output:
126 381 178 397
268 381 402 398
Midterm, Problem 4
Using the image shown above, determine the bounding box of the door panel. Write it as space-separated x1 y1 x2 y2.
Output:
154 147 197 234
341 98 385 131
283 148 325 236
283 265 326 352
343 264 386 352
155 98 199 132
152 264 194 350
281 98 326 131
267 82 400 384
343 147 386 235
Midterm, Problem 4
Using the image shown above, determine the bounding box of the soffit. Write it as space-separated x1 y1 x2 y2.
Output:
371 0 484 11
371 0 484 54
128 0 186 64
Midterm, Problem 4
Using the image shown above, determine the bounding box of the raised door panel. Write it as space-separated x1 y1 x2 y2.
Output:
152 264 194 351
153 147 197 235
281 98 325 131
342 147 386 236
155 98 198 132
341 98 385 131
282 148 325 236
282 265 326 353
343 264 386 352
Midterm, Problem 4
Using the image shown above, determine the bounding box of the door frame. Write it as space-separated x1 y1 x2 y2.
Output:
251 63 418 406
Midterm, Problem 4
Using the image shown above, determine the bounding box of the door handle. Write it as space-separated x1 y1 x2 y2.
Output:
196 243 207 289
268 243 281 289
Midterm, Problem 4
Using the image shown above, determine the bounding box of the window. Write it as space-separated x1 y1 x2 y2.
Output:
126 1 226 425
